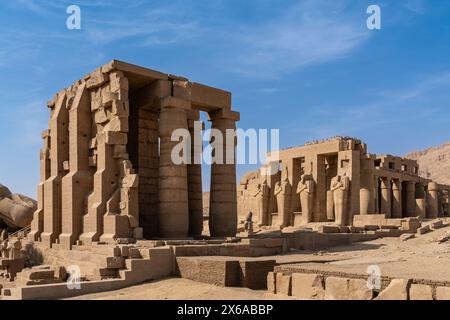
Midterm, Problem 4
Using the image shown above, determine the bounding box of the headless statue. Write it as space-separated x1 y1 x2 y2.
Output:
274 167 291 228
330 173 350 226
296 174 315 224
244 211 253 234
253 179 270 226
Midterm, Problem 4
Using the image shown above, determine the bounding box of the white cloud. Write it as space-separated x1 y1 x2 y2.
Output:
225 0 371 79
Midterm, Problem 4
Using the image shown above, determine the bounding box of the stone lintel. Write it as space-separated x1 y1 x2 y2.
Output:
109 60 168 81
191 82 232 112
208 109 240 122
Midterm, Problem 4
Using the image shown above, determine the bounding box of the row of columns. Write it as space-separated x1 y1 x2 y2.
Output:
376 177 441 218
157 100 239 238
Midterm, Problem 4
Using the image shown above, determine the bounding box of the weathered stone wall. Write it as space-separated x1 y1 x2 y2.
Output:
30 64 139 249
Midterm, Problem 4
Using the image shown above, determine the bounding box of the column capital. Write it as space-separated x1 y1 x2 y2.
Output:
160 96 191 110
380 177 392 189
392 179 403 190
405 180 416 192
428 182 439 192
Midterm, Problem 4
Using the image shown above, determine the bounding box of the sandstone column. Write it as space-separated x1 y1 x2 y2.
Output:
427 182 439 219
438 189 444 217
60 84 93 249
187 112 203 237
360 156 375 215
209 110 239 237
41 93 69 248
405 181 416 217
374 177 380 214
158 98 190 238
380 178 392 218
415 198 426 218
391 179 403 218
29 129 51 241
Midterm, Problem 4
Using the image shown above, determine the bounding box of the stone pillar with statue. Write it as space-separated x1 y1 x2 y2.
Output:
296 174 315 224
253 179 270 226
274 166 292 228
330 173 350 226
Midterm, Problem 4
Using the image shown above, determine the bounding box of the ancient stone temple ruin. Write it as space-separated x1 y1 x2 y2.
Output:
238 137 450 227
30 60 240 249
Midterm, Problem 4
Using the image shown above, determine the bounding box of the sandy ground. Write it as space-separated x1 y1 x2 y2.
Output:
68 278 267 300
70 220 450 299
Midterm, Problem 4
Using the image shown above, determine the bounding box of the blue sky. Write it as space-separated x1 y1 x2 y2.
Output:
1 0 450 197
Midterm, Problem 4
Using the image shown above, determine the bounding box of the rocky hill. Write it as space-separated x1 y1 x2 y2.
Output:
405 142 450 185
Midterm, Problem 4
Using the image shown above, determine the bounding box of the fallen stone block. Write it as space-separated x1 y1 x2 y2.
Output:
409 284 433 300
400 233 415 242
417 225 431 235
430 220 444 229
401 219 421 232
376 279 411 300
19 269 55 281
291 273 325 300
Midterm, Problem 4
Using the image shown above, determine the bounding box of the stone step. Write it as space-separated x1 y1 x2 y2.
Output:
417 225 431 235
128 248 142 259
125 258 152 271
120 259 153 283
95 268 120 279
138 246 172 260
103 256 125 269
